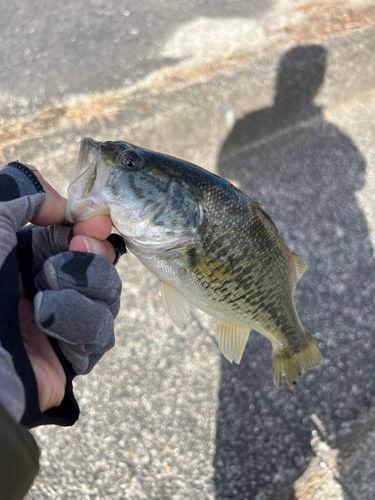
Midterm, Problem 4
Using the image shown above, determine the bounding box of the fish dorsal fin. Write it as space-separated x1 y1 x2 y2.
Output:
160 281 190 329
187 254 233 283
254 201 278 230
291 251 308 281
214 319 250 364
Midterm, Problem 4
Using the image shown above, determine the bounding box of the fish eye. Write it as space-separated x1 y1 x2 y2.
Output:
119 151 141 169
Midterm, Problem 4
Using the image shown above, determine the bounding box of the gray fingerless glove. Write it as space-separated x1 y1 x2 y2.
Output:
0 161 124 428
33 251 121 374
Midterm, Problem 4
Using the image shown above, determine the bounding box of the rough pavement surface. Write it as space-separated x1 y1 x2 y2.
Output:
0 1 374 499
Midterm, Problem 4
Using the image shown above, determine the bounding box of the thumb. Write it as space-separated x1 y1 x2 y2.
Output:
27 165 68 226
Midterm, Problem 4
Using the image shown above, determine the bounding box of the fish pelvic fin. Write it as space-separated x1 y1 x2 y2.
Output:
214 318 250 364
272 332 322 390
160 281 190 329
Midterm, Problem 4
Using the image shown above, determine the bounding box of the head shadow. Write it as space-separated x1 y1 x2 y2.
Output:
220 45 326 160
214 45 375 499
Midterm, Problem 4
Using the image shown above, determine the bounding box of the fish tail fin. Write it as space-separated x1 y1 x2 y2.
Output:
272 332 322 390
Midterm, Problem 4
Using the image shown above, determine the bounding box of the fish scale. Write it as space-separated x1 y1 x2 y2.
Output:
66 138 322 389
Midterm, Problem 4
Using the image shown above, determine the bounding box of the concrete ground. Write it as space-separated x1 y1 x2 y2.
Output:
1 0 375 499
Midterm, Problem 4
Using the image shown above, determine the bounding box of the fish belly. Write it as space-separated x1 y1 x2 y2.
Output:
127 242 287 344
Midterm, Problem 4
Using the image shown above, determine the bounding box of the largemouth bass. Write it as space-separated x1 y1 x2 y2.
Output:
66 138 322 389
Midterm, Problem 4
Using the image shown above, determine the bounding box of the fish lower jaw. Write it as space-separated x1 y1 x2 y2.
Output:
123 234 192 256
65 198 111 223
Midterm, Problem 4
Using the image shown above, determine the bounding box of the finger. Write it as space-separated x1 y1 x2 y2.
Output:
72 214 112 241
69 235 117 263
34 289 115 375
26 165 68 226
18 293 66 411
35 252 122 312
22 328 67 412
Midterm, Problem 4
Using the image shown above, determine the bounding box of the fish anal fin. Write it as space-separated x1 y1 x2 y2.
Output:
272 332 322 390
214 319 250 364
186 254 233 283
160 281 190 329
291 251 308 281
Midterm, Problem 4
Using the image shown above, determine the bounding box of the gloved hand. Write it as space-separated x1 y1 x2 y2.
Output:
33 249 121 375
0 161 125 429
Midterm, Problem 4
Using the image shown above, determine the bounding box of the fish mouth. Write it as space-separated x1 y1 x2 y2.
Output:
74 138 99 177
65 138 110 223
84 138 100 154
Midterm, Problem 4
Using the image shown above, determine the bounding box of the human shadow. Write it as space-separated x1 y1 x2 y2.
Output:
214 45 375 499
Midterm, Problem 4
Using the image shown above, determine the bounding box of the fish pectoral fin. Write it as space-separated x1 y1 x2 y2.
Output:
272 332 322 390
160 281 190 329
291 251 308 281
214 319 250 364
186 254 233 283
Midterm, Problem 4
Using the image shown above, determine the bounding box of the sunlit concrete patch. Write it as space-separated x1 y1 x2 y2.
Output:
160 16 275 64
292 413 343 500
293 443 343 500
292 411 375 500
